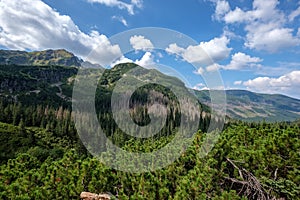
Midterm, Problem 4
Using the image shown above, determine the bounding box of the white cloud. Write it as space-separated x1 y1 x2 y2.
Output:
110 56 133 67
130 35 154 51
224 0 284 24
243 71 300 97
112 15 128 26
195 67 205 75
166 36 232 65
223 52 262 70
201 52 262 73
135 52 155 68
215 0 300 52
193 83 225 91
244 24 300 52
213 0 230 20
86 32 122 65
234 81 242 85
166 43 185 56
251 0 283 21
206 63 222 72
190 36 231 63
289 4 300 21
224 7 248 23
193 83 208 91
0 0 122 66
131 0 143 9
87 0 143 15
110 51 155 69
222 27 243 40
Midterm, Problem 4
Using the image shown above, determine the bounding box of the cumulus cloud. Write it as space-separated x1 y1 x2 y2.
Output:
193 83 208 91
0 0 122 66
223 52 262 70
243 71 300 97
224 0 283 24
234 80 242 85
135 52 155 68
206 63 222 72
110 56 133 67
110 52 155 69
87 0 143 15
244 24 299 52
112 15 128 26
224 7 249 23
200 52 262 73
166 36 232 65
213 0 300 52
193 84 224 91
213 0 230 20
222 27 243 40
130 35 154 51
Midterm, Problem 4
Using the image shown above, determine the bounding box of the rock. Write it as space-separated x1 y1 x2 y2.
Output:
80 192 111 200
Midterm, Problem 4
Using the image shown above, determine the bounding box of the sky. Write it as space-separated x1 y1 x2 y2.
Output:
0 0 300 98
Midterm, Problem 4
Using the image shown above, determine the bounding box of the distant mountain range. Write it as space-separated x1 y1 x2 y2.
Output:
196 90 300 122
0 49 299 122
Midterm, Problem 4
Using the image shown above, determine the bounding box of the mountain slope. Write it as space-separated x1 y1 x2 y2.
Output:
0 49 82 67
0 64 77 107
1 49 299 122
196 90 300 122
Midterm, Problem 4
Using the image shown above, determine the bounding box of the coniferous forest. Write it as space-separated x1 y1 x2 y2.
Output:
0 63 299 199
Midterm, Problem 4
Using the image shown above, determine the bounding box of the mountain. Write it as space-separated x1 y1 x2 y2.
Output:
196 90 300 122
0 49 82 67
1 49 300 122
0 63 78 107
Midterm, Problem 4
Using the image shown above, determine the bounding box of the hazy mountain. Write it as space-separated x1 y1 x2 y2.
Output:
196 90 300 122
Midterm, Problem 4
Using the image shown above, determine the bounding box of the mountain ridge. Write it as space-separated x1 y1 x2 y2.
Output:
0 49 83 67
196 89 300 122
0 48 299 122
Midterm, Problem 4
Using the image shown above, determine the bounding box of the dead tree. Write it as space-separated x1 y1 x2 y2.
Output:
224 158 280 200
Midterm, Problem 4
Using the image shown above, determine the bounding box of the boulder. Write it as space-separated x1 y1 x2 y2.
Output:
80 192 111 200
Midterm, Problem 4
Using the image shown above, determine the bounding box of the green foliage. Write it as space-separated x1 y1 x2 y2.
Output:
0 120 299 199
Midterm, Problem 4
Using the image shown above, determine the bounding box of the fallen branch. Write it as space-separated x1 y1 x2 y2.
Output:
225 158 277 200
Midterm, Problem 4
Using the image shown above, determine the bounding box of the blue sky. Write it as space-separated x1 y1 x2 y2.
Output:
0 0 300 98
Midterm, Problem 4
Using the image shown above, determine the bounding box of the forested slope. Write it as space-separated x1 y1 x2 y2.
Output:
0 60 299 199
0 120 299 199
